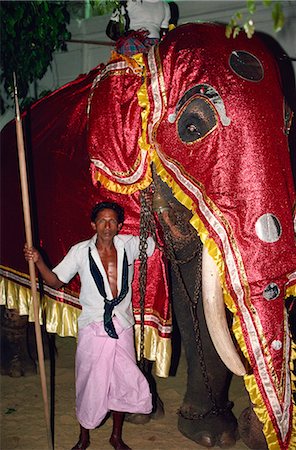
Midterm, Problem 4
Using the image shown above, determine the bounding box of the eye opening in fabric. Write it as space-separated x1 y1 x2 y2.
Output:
176 96 218 144
169 83 230 127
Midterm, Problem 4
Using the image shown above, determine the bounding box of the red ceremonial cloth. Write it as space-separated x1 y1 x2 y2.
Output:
0 64 171 366
143 23 296 449
86 22 295 450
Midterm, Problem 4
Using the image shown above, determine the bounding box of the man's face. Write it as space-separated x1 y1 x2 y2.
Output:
91 208 122 241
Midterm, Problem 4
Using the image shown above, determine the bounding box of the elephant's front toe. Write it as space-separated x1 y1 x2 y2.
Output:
238 407 267 450
178 411 238 449
217 430 238 449
194 432 216 448
179 424 238 448
178 418 216 448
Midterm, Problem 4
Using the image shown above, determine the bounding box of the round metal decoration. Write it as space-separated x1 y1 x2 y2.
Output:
255 214 282 243
271 340 282 351
263 283 280 301
229 51 264 82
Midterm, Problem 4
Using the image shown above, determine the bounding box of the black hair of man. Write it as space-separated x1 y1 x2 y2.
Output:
91 202 124 225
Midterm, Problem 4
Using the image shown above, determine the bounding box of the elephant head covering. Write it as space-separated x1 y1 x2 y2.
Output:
148 23 296 450
87 23 296 449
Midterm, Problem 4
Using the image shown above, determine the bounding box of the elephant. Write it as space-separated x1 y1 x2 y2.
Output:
1 23 295 450
152 175 239 448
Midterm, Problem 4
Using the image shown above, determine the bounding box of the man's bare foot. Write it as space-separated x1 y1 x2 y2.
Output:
109 436 131 450
71 437 90 450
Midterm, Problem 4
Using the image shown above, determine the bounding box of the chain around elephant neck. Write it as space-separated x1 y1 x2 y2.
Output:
139 189 227 417
158 212 223 416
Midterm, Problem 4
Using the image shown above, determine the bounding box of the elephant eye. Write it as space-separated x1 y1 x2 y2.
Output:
177 96 217 144
187 124 199 133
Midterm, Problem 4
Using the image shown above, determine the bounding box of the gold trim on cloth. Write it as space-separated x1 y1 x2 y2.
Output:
290 340 296 412
136 53 151 154
134 324 171 378
109 51 144 77
89 52 153 195
91 164 152 194
92 153 143 178
151 154 295 447
1 273 171 377
286 284 296 298
0 274 80 337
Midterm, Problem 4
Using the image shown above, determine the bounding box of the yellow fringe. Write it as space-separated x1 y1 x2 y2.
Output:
151 153 296 448
0 274 80 336
91 52 154 195
134 325 172 378
109 51 144 76
0 274 171 377
92 168 152 194
135 53 151 154
286 283 296 298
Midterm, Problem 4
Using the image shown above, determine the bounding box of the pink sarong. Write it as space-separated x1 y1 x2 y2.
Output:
75 318 152 429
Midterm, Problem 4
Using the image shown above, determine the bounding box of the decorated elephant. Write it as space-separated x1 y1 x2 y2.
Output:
1 23 295 450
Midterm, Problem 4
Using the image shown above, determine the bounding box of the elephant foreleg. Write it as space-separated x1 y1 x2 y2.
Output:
0 307 37 377
170 240 238 448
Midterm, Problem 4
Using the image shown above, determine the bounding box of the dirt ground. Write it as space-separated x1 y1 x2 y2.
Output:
1 335 250 450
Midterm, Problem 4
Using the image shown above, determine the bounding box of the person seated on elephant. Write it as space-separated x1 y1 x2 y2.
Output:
24 201 155 450
106 0 174 56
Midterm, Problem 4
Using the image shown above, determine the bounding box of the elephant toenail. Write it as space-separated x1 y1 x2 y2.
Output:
197 433 216 447
218 431 236 448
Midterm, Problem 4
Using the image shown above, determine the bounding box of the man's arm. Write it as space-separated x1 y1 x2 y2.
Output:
23 244 64 289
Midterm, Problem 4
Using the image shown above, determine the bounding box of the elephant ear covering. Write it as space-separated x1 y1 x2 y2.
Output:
145 23 296 449
87 53 152 194
1 58 172 377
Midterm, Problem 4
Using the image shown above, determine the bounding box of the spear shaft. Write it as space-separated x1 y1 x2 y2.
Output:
13 73 53 450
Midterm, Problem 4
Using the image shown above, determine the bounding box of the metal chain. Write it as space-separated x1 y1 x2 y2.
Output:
138 184 226 416
158 212 222 415
158 213 202 308
177 401 234 420
138 185 160 369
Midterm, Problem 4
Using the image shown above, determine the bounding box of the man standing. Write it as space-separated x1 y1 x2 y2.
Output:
24 201 153 450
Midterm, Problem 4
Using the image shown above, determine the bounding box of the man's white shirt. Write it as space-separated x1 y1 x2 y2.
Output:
53 234 155 330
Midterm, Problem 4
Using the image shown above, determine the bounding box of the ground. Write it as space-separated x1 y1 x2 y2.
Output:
1 335 250 450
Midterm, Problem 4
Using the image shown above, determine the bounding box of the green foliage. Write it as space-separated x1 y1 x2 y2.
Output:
0 1 71 110
272 2 285 32
90 0 118 16
226 0 285 39
67 0 117 20
246 0 256 15
0 0 287 113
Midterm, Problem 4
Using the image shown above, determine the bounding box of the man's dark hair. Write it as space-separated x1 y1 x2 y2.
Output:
91 202 124 224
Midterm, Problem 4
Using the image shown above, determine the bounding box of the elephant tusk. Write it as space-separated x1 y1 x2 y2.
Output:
202 245 247 376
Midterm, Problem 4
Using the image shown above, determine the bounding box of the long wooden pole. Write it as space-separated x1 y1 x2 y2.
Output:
13 74 53 450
